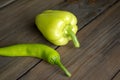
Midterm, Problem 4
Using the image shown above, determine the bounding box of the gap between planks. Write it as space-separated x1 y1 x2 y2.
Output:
0 0 17 9
111 69 120 80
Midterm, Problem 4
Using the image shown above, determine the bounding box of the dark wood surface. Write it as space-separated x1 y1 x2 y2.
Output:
0 0 16 8
0 0 120 80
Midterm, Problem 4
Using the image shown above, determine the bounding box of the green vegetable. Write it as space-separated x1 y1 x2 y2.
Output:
35 10 80 47
0 44 71 77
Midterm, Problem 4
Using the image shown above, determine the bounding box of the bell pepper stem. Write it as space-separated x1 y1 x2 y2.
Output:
57 61 71 77
67 27 80 47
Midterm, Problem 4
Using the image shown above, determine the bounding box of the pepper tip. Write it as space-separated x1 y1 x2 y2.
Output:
75 42 80 48
66 72 71 77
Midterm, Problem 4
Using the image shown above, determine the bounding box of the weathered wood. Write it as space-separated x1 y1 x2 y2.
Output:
52 0 118 30
0 0 64 80
112 71 120 80
0 0 16 8
0 0 64 47
0 0 119 80
19 1 120 80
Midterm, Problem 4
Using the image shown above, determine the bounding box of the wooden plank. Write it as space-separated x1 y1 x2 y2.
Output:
0 0 16 9
80 41 120 80
0 0 64 46
19 1 120 80
52 0 118 30
0 0 118 80
0 0 64 80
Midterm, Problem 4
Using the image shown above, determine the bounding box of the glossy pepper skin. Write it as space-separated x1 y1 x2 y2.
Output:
35 10 80 47
0 44 71 77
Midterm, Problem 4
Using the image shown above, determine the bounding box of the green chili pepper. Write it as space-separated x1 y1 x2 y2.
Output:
0 44 71 77
35 10 80 47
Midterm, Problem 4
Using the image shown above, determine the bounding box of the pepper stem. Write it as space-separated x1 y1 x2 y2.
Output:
67 26 80 47
56 61 71 77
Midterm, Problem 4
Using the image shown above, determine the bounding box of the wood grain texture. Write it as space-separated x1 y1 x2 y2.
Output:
0 0 119 80
0 0 64 46
19 1 120 80
0 0 64 80
0 0 16 8
52 0 117 30
112 71 120 80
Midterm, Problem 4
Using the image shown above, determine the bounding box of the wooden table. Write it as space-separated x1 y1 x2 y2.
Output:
0 0 120 80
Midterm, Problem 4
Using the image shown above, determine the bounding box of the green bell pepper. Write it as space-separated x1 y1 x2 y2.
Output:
35 10 80 47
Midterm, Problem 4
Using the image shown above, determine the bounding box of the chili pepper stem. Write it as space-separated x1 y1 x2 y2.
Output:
67 27 80 47
56 61 71 77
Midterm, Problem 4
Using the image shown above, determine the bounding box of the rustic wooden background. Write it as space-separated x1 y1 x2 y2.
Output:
0 0 120 80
